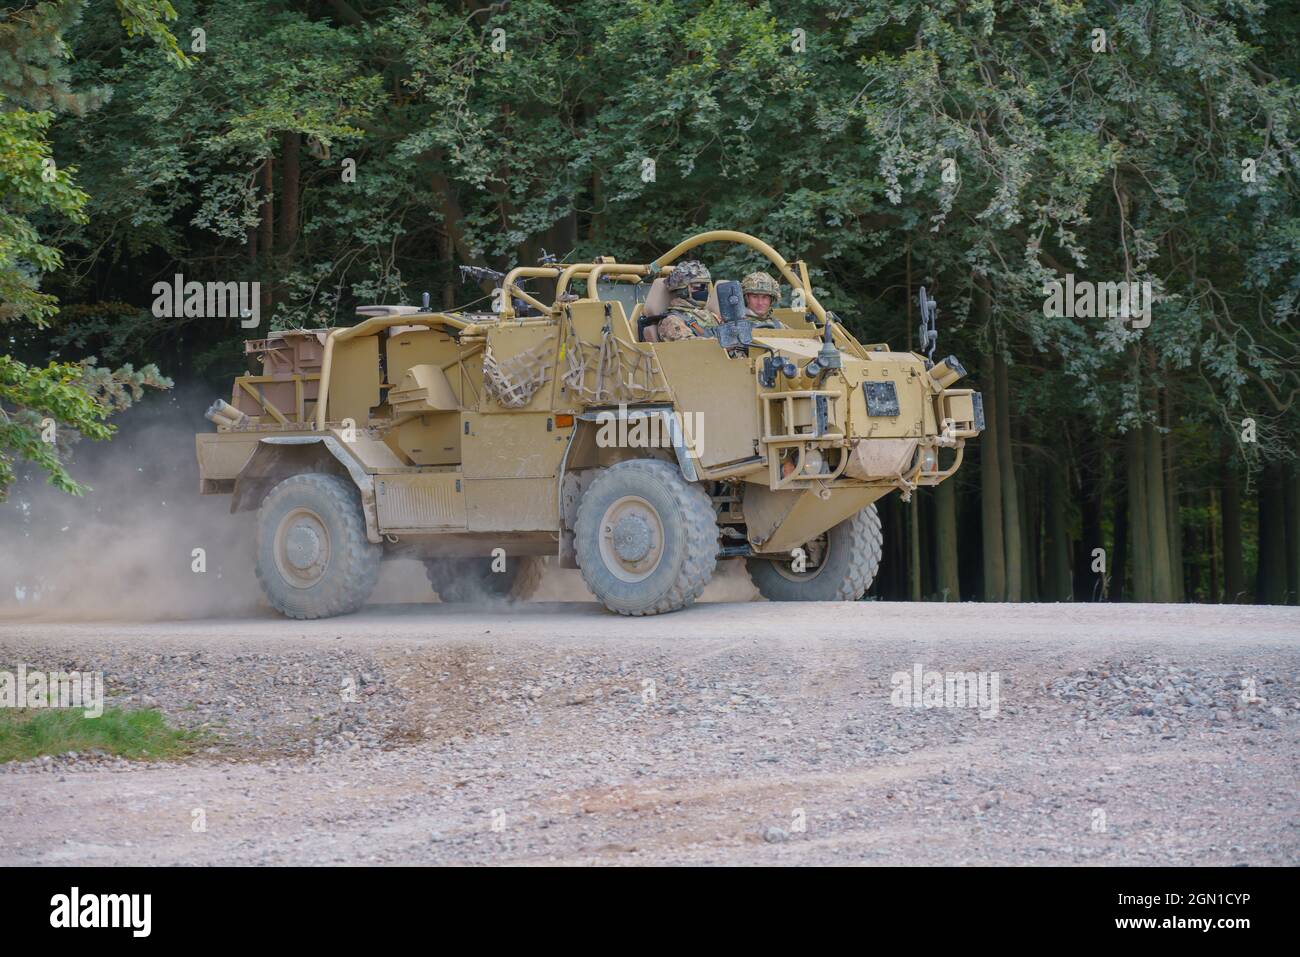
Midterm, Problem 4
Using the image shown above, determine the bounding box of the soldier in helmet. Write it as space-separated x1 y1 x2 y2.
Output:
657 260 720 341
741 271 782 327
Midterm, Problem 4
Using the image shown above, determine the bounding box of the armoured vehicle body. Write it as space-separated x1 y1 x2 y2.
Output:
196 231 983 617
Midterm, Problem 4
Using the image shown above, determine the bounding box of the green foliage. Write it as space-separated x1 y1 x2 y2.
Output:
0 1 180 500
115 0 191 67
0 353 170 499
0 99 89 325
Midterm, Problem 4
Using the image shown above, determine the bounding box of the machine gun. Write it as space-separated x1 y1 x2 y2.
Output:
458 264 507 286
458 263 545 316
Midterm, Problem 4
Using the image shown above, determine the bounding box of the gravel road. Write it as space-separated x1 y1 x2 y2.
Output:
1 600 1296 866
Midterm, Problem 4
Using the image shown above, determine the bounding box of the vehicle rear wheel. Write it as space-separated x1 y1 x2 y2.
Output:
574 459 719 615
255 473 382 619
745 503 882 601
425 555 545 603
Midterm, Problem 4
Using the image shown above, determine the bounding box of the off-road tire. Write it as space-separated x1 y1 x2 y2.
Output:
255 473 382 619
425 555 545 603
745 503 882 602
574 459 719 616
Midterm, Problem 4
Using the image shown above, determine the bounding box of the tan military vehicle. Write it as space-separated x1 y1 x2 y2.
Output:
196 231 983 618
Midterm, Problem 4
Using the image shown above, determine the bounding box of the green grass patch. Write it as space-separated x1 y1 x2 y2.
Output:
0 707 201 763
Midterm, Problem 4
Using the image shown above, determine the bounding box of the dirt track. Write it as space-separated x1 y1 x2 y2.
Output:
1 601 1296 866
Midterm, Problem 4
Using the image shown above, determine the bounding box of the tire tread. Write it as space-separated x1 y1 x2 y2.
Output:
575 459 718 616
255 473 381 620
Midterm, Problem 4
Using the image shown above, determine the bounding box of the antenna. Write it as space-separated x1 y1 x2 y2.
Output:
917 286 939 364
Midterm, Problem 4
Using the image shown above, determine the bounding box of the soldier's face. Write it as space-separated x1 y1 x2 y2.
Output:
688 283 709 302
746 292 774 314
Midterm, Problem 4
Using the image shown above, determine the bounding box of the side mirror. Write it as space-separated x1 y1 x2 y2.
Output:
715 279 745 324
716 319 755 351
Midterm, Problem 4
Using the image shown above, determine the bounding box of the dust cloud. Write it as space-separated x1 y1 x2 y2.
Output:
0 388 757 621
0 389 265 621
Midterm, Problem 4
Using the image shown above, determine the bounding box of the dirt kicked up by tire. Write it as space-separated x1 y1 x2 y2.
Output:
255 473 382 620
425 555 545 603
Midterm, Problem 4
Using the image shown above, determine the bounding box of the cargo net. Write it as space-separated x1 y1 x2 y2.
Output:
561 313 660 404
482 335 554 408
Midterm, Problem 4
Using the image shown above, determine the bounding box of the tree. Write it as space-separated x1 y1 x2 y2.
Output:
0 1 180 498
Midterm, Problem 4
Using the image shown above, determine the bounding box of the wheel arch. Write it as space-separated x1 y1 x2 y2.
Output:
232 436 382 543
572 406 698 481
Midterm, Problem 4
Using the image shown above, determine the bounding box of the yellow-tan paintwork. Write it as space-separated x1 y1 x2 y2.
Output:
200 231 980 556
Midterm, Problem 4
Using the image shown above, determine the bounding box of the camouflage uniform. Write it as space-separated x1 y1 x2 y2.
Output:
657 260 719 341
741 271 782 326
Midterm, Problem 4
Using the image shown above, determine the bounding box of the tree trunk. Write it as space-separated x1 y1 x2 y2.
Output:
1126 427 1153 601
890 494 907 599
1111 476 1128 601
909 493 922 602
1208 488 1220 603
1222 444 1246 602
1163 391 1184 601
439 229 456 309
994 343 1022 600
979 350 1006 602
589 167 605 242
430 154 492 293
1045 466 1072 601
1257 463 1288 604
259 157 274 313
1074 429 1102 601
923 492 936 598
1285 462 1300 605
1019 462 1038 601
1143 420 1174 602
935 475 960 601
278 131 300 252
1182 507 1200 600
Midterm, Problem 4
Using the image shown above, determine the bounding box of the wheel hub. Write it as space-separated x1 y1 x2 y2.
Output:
773 531 829 582
611 514 653 563
274 507 330 588
284 523 322 569
598 495 664 583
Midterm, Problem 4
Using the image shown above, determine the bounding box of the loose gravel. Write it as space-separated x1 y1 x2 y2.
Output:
0 601 1295 866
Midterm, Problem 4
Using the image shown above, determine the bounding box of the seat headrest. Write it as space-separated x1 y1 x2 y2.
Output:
644 277 671 317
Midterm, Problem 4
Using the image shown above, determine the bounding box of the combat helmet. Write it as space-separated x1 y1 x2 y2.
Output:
665 260 711 293
741 271 781 303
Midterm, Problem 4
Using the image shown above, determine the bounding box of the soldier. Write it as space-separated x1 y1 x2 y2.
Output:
657 260 719 341
741 271 782 326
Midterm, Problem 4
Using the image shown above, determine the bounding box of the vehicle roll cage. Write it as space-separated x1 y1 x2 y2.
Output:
315 230 828 431
501 229 829 325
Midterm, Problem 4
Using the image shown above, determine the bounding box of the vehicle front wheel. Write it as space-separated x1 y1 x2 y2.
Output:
574 459 719 616
745 503 882 602
255 473 382 619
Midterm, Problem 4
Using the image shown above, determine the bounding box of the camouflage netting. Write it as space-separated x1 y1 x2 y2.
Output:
482 335 555 408
561 313 661 404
